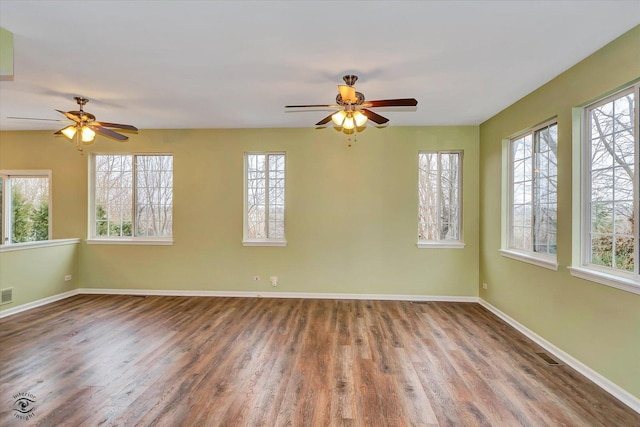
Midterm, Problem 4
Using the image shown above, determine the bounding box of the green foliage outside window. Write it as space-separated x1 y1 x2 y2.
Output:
11 187 49 243
95 205 132 237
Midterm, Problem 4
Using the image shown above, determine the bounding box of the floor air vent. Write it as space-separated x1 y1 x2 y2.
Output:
0 288 13 305
536 352 560 365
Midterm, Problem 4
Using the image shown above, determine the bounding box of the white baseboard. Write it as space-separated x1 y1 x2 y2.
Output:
77 287 479 302
0 289 80 318
479 298 640 414
0 288 477 319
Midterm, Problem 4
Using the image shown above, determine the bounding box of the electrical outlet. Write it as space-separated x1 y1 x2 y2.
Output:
482 283 488 290
253 276 261 281
65 275 72 281
270 276 278 287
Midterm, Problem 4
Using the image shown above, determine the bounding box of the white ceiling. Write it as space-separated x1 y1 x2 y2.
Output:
1 1 639 132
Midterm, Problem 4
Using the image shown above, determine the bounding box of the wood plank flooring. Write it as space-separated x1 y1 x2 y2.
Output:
0 295 638 426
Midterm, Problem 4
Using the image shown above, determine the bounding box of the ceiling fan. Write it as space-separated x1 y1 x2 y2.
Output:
8 96 138 151
285 75 418 132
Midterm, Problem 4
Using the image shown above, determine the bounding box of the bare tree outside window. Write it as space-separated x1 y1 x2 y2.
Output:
245 153 285 240
509 122 558 256
587 89 635 272
93 154 173 238
136 155 173 237
418 151 462 242
95 155 133 237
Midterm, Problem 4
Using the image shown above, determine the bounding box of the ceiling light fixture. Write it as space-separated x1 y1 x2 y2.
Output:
80 125 96 143
330 107 368 133
51 97 138 153
60 123 96 144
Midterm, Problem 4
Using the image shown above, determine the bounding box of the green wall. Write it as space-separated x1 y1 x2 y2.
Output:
0 126 479 297
0 26 14 80
0 242 78 311
479 26 640 398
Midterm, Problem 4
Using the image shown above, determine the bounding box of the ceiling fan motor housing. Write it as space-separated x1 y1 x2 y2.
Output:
343 75 358 86
336 91 365 107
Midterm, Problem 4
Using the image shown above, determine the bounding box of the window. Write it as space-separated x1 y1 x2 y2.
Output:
570 83 639 294
90 154 173 244
0 171 51 245
243 152 286 246
503 121 558 269
417 151 463 248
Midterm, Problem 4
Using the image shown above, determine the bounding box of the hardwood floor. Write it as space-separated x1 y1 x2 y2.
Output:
0 295 637 426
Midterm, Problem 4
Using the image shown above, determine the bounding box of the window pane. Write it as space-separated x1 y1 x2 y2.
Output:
9 177 49 243
533 124 558 255
509 123 557 255
418 152 461 242
94 154 172 238
135 155 173 237
615 237 634 271
94 155 133 237
246 154 266 239
587 90 636 272
245 153 285 240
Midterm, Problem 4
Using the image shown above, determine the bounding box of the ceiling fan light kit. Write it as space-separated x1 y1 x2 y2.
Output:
285 74 418 138
8 96 139 153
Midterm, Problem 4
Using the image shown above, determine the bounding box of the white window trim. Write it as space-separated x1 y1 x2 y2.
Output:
417 241 466 249
570 81 640 295
88 153 173 245
86 238 173 246
568 266 640 295
501 119 558 268
417 150 464 248
242 239 287 247
0 170 53 246
499 249 558 271
0 238 79 253
242 152 287 247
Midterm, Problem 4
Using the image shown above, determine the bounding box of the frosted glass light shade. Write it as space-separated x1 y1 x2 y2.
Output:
331 110 347 126
81 126 96 143
61 125 77 140
342 114 355 130
353 111 368 127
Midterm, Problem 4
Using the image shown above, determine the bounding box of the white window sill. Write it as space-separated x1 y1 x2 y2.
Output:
568 266 640 295
86 238 174 246
242 239 287 247
417 241 466 249
0 238 81 253
499 249 558 271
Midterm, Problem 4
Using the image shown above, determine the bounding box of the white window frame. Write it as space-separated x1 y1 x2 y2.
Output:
88 153 173 246
243 152 287 247
417 150 465 249
0 170 52 247
500 119 559 270
569 82 640 295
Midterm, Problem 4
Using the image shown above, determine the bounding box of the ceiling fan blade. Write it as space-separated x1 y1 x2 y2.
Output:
285 104 339 108
7 116 66 122
92 121 138 131
56 109 81 122
315 113 334 126
89 124 128 141
361 98 418 108
361 109 389 125
338 85 357 104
